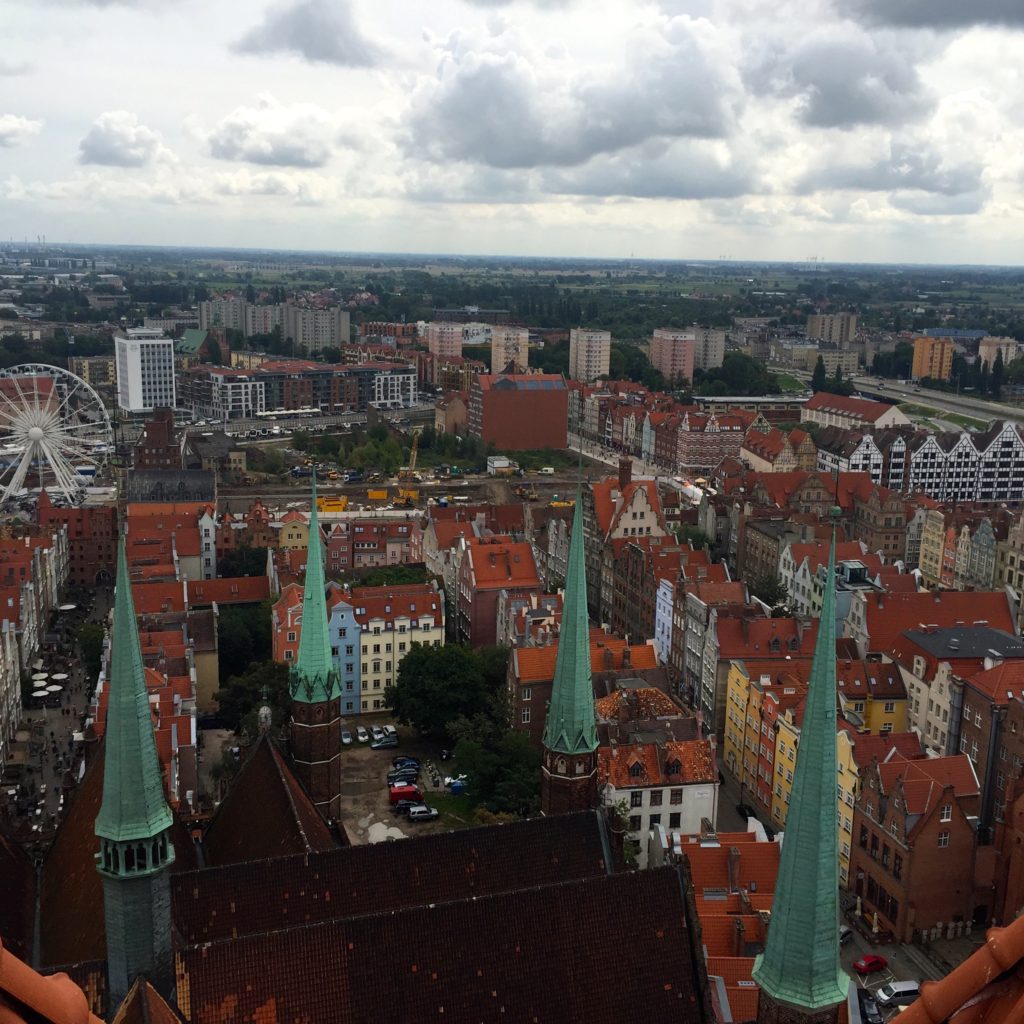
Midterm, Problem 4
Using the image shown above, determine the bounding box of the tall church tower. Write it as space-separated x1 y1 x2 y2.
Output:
541 491 598 815
95 538 176 1009
752 508 849 1024
289 476 342 819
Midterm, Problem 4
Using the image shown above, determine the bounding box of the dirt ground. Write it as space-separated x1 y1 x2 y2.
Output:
338 720 455 844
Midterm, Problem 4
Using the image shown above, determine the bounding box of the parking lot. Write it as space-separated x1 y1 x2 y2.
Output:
338 724 465 844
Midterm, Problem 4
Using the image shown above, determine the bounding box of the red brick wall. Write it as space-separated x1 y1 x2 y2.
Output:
479 389 567 451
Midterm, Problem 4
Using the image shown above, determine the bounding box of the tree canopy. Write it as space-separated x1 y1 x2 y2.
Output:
214 660 291 735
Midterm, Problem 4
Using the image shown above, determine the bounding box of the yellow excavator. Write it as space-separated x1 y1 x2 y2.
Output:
396 432 420 507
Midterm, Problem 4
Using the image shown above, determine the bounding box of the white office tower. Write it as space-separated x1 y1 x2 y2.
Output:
569 328 611 382
115 329 176 412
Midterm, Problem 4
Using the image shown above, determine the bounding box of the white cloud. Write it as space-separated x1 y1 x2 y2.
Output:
403 17 739 169
207 95 341 168
78 110 167 167
234 0 381 66
0 114 42 148
212 168 339 205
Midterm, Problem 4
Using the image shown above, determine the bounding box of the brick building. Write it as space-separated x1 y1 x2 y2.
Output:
467 374 568 451
455 535 540 647
133 407 184 470
849 752 984 942
36 490 117 586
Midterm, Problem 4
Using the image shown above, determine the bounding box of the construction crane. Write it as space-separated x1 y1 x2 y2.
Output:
397 431 420 507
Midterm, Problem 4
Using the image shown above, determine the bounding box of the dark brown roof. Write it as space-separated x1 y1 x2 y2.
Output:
201 735 338 869
173 810 614 945
37 743 197 968
111 976 183 1024
175 865 710 1024
0 822 35 961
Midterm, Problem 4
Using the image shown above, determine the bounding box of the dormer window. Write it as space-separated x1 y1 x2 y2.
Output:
667 760 681 776
628 760 644 778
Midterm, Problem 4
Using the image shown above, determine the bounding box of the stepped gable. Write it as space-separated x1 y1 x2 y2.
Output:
111 976 183 1024
175 865 711 1024
36 744 197 969
201 734 340 869
0 823 35 961
173 811 613 945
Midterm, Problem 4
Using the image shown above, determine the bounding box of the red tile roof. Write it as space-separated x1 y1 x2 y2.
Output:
595 687 680 721
900 911 1024 1024
965 661 1024 703
598 740 715 789
878 752 980 815
685 841 781 894
838 726 923 770
513 638 657 683
716 618 818 659
864 591 1016 655
186 576 270 606
805 391 898 423
465 537 539 590
590 477 662 537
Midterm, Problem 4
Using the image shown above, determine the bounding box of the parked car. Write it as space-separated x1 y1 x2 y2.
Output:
839 925 853 946
393 757 421 769
875 981 920 1008
388 784 422 804
391 800 421 816
382 724 398 739
388 772 419 787
341 729 353 746
370 726 385 742
371 735 399 749
407 805 439 822
356 726 369 743
853 954 888 976
858 993 883 1024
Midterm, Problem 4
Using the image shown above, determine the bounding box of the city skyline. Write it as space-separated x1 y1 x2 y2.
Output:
4 0 1024 262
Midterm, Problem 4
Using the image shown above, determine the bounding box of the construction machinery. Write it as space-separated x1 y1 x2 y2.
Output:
514 485 539 501
316 495 349 513
396 432 421 507
367 488 389 502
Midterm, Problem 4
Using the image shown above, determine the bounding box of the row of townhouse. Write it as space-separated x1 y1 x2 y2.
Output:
812 420 1024 503
0 526 70 771
273 581 445 716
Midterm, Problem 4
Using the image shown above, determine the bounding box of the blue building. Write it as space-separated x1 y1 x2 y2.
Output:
328 597 362 716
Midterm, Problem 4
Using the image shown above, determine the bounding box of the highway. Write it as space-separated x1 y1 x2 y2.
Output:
785 369 1024 425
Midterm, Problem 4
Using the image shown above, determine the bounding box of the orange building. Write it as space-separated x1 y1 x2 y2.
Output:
912 336 955 382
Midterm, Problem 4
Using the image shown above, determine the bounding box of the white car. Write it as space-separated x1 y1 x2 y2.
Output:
341 729 353 746
356 726 369 743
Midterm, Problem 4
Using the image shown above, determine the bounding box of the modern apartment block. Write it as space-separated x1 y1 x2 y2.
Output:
807 312 858 348
569 327 611 382
425 322 465 359
691 327 727 370
114 328 176 412
198 297 350 353
912 336 955 381
491 326 530 373
649 329 695 383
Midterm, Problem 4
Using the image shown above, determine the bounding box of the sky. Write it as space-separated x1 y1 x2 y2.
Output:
2 0 1024 263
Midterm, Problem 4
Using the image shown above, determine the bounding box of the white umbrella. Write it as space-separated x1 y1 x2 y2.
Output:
51 673 68 681
59 604 76 611
46 684 62 693
32 672 48 680
32 690 48 698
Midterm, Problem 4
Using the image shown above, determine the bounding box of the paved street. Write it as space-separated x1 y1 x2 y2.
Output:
2 588 110 852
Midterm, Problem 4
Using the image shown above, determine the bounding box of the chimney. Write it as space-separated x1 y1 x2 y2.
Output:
622 646 632 669
618 456 632 491
727 846 741 893
604 647 614 669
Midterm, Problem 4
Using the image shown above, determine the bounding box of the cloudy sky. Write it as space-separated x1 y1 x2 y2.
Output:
3 0 1024 262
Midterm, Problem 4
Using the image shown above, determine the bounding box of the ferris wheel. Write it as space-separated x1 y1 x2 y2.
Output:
0 363 113 506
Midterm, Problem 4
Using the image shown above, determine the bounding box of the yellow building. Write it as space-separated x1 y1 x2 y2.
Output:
836 659 908 735
912 336 954 382
278 510 310 550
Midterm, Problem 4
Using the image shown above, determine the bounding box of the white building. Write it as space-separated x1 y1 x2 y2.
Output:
208 371 266 421
371 367 417 409
654 577 674 664
569 327 611 382
491 326 529 373
115 328 176 412
283 305 349 354
692 327 727 371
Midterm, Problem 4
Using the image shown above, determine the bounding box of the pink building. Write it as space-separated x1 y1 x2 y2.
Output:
425 322 463 359
649 329 695 384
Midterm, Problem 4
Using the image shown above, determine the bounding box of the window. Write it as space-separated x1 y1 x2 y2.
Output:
284 650 293 661
649 813 661 827
630 791 643 808
938 831 950 848
940 803 952 822
670 788 683 805
628 761 644 779
520 708 530 724
522 687 532 701
287 631 296 642
628 815 641 832
669 812 681 829
884 701 895 713
649 790 663 807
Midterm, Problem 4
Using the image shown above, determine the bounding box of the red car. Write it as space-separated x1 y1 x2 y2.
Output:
853 955 888 976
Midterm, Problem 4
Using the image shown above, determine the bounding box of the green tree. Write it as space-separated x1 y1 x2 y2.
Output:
219 544 269 578
217 602 272 681
749 572 787 610
214 660 291 734
358 565 430 587
454 730 541 816
811 355 827 391
385 644 508 741
78 622 105 679
992 349 1005 398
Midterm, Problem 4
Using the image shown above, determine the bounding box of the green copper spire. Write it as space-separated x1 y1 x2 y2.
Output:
95 537 174 844
752 508 849 1011
291 474 339 703
542 491 597 755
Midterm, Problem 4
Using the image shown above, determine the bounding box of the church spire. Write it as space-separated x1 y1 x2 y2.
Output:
752 507 848 1019
96 537 173 843
95 536 175 1009
542 491 596 756
290 474 339 703
541 488 598 816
